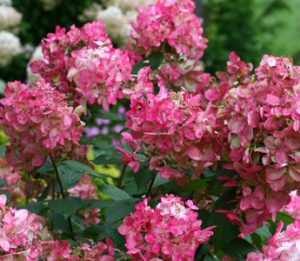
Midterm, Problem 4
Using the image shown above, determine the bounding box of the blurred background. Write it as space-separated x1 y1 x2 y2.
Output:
0 0 299 89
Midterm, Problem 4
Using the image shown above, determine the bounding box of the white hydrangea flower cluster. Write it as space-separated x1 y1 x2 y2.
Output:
0 31 22 67
79 0 155 46
0 1 22 70
0 5 22 31
98 0 156 46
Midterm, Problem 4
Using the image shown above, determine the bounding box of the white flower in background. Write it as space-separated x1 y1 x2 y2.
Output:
104 0 155 12
97 6 129 45
0 5 22 31
0 31 22 67
0 0 11 5
0 78 5 95
39 0 62 10
78 3 101 22
27 45 43 83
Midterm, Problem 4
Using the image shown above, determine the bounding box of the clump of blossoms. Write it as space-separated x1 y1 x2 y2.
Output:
128 0 207 60
118 194 214 260
0 79 84 171
247 220 300 261
30 20 109 101
0 194 45 255
119 69 225 180
68 174 100 225
216 53 300 234
67 40 133 110
30 19 133 109
31 239 115 261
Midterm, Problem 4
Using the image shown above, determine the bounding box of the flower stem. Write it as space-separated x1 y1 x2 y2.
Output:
117 164 127 188
146 174 157 197
50 155 74 236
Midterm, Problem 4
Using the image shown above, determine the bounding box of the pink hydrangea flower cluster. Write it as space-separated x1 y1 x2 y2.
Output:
0 79 83 171
67 41 133 110
118 194 214 261
0 157 24 203
1 237 115 260
120 52 300 234
68 174 100 225
128 0 207 60
30 20 133 110
247 220 300 261
223 53 300 192
217 53 300 234
0 194 44 255
30 20 109 99
34 239 115 261
119 76 224 179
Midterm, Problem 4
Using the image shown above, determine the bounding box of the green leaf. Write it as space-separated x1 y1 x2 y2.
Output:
20 201 47 215
101 184 132 201
36 159 53 174
276 212 295 226
48 212 70 233
0 146 5 158
0 178 7 188
207 213 239 249
251 233 262 250
223 238 256 261
48 197 83 218
152 173 170 188
134 167 155 193
58 165 82 190
132 61 145 75
61 160 108 178
80 199 112 209
0 190 10 200
104 198 139 223
149 52 164 70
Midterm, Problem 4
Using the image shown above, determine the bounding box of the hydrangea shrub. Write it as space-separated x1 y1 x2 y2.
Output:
0 0 299 260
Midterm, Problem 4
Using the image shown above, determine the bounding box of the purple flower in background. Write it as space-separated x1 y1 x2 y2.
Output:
118 106 126 118
85 127 100 138
101 127 109 135
113 124 124 134
96 118 110 125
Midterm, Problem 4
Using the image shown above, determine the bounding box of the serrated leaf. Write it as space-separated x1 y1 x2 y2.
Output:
132 61 145 75
19 201 47 215
104 198 139 223
223 238 256 261
0 178 7 188
48 197 83 218
58 165 82 190
135 167 155 193
101 184 131 200
207 213 239 249
61 160 107 178
48 212 70 233
149 52 164 70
